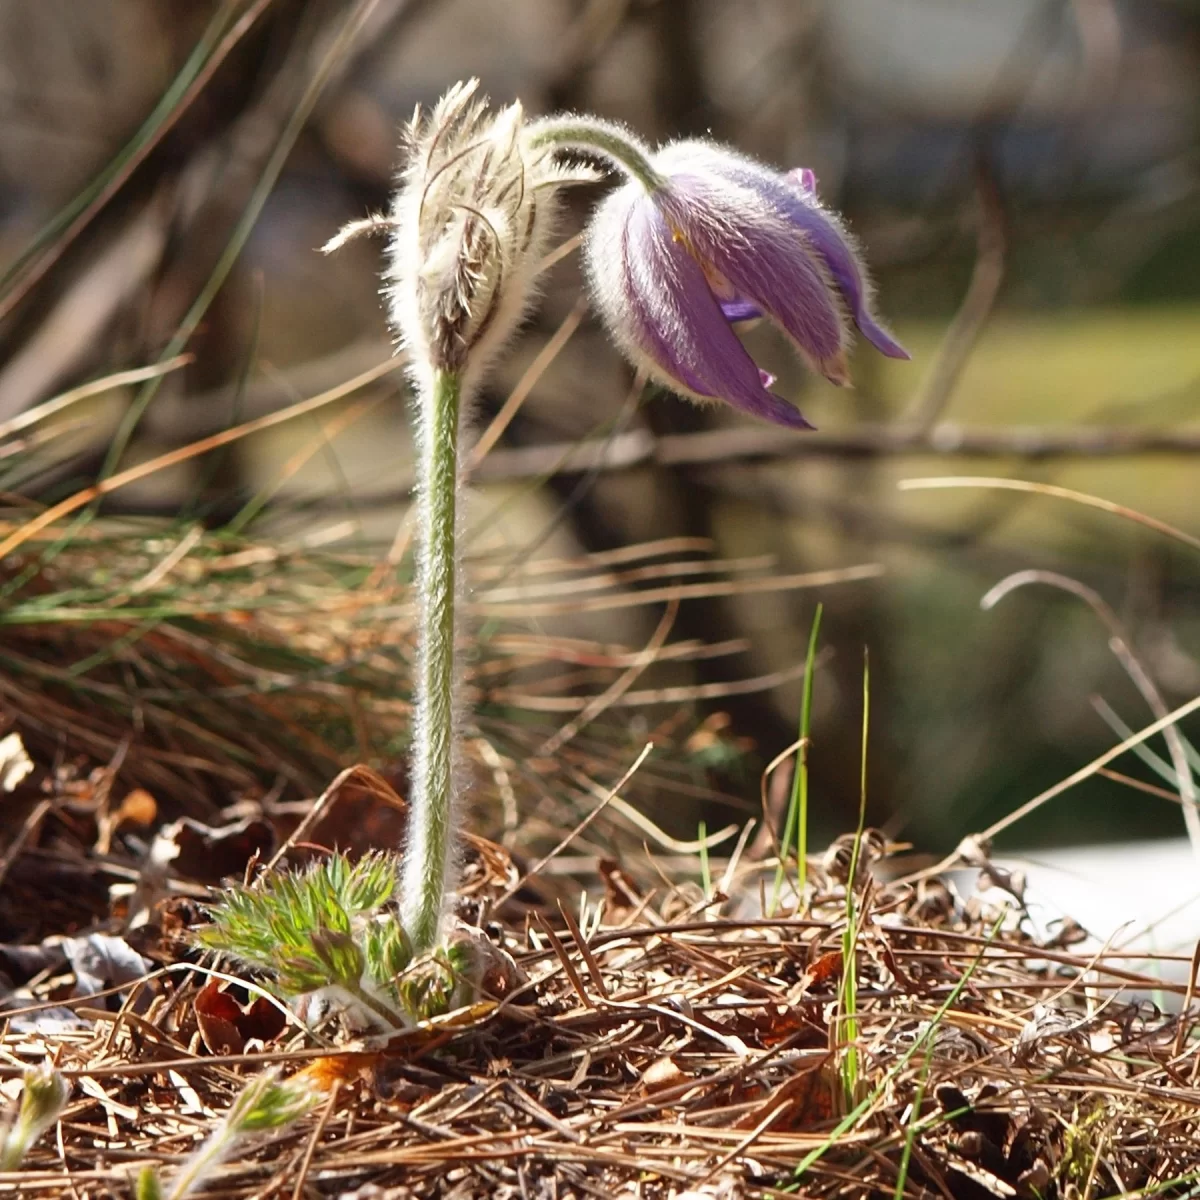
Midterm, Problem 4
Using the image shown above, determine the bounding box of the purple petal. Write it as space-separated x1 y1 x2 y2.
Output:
658 173 850 385
584 187 813 429
773 171 909 359
662 143 910 361
789 167 818 197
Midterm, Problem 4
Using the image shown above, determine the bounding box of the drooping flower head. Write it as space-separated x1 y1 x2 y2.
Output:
564 132 909 429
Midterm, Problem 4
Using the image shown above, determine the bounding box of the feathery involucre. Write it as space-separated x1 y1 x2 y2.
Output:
386 79 593 389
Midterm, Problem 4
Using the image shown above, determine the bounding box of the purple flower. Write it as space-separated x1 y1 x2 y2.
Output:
584 141 909 429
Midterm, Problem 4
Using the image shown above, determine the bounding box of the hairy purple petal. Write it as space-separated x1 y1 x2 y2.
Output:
581 138 908 426
658 173 850 384
585 186 813 429
778 173 909 360
789 167 818 197
661 143 910 362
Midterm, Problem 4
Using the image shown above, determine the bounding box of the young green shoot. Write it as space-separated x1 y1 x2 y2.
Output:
837 647 870 1108
771 603 823 915
137 1070 319 1200
698 818 712 900
197 852 472 1030
0 1065 70 1170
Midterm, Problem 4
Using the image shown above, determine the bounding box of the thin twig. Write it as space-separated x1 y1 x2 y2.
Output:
902 157 1006 429
454 421 1200 486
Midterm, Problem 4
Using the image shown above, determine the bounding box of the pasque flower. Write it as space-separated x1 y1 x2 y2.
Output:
574 137 909 429
314 84 912 989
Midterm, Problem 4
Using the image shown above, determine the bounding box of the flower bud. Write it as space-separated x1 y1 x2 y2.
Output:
386 79 596 388
1 1065 70 1169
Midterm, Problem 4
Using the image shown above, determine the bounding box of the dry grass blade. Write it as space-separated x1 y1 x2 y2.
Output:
470 563 884 619
535 597 678 758
897 475 1200 553
898 691 1200 886
466 292 588 469
493 742 653 909
0 359 398 559
0 357 191 441
982 569 1199 859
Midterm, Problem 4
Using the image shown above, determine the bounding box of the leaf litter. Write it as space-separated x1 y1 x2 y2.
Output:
4 761 1200 1196
1 521 1199 1197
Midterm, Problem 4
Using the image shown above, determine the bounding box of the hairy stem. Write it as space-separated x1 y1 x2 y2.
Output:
167 1129 231 1200
402 367 463 952
336 981 409 1032
528 118 665 192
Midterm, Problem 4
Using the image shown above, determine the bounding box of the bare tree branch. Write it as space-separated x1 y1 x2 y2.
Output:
460 419 1200 486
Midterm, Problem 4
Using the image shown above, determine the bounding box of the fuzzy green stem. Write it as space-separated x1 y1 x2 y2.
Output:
339 981 408 1032
528 118 665 192
402 366 463 953
135 1166 163 1200
166 1128 232 1200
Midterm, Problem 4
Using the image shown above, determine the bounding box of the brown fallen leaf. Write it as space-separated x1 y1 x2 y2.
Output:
194 979 286 1055
152 816 275 884
115 788 157 829
803 949 844 989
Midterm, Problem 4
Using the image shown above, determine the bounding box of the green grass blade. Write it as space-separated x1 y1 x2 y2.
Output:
0 0 250 306
893 1041 933 1200
100 0 380 483
790 914 1005 1188
1094 696 1200 782
770 603 822 914
838 647 870 1106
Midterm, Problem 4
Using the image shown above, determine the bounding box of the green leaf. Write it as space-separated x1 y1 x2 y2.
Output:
311 928 364 987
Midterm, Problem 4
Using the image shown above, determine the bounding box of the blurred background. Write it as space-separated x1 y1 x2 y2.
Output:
2 0 1198 856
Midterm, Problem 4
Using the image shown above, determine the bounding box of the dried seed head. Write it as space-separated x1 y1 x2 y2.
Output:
386 79 596 387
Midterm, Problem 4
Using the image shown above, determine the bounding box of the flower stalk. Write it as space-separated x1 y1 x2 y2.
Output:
377 81 590 953
402 363 463 951
527 117 664 192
